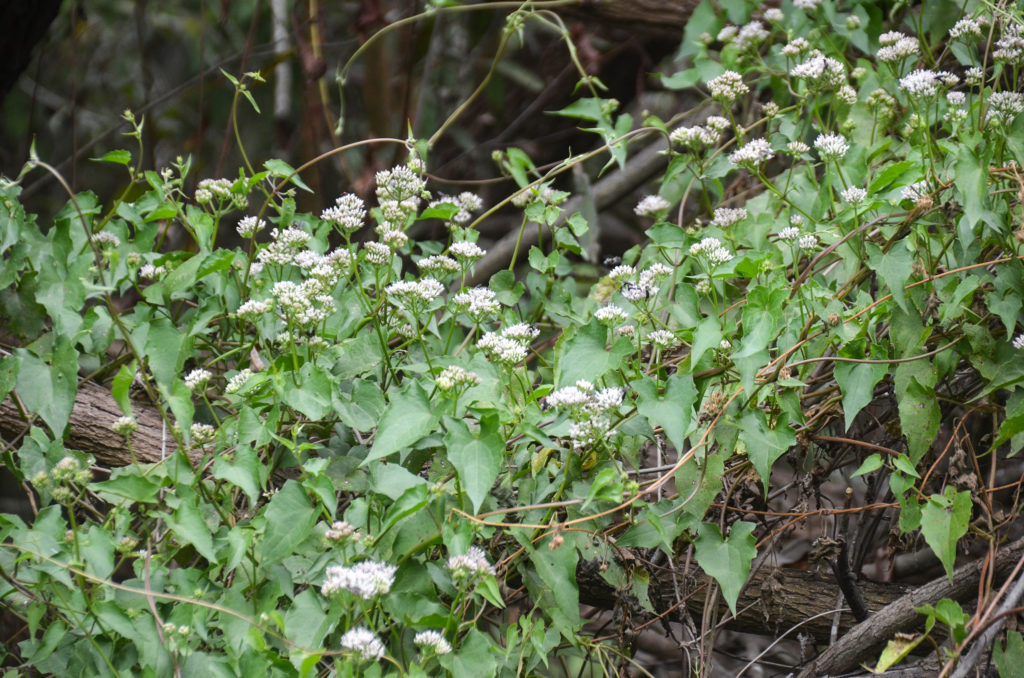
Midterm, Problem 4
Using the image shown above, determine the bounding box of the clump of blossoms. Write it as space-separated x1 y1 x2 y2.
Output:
224 369 252 395
619 263 671 304
321 194 366 238
184 368 212 392
594 304 629 328
545 380 625 449
195 177 247 210
876 32 919 63
447 546 496 583
1013 334 1024 350
428 191 484 227
339 627 385 661
670 124 721 150
271 279 336 329
477 323 538 366
789 51 846 91
994 22 1024 64
321 560 397 599
417 254 460 280
689 237 734 268
375 165 427 229
707 70 749 102
813 133 850 161
236 215 265 238
256 225 311 267
435 365 481 396
711 207 747 228
986 92 1024 123
414 630 452 656
729 138 774 169
449 240 486 271
451 287 500 323
385 278 446 316
841 186 867 205
634 194 670 218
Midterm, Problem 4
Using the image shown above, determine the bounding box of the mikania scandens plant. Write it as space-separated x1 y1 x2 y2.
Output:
4 0 1024 675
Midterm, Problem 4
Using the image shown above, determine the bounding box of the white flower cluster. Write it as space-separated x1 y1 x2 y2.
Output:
449 241 486 264
841 186 868 204
224 369 252 395
995 22 1024 63
428 192 483 225
711 207 748 227
236 299 272 320
256 226 311 266
111 415 137 436
385 278 446 310
545 380 625 447
414 630 452 655
91 231 120 248
647 329 675 348
634 195 670 217
139 263 167 279
477 324 538 365
876 32 920 63
376 165 426 228
452 287 500 321
236 216 265 238
733 20 769 52
799 234 819 250
782 37 811 57
764 8 784 22
184 368 212 391
619 264 671 303
510 184 568 208
447 546 496 581
949 17 982 40
898 69 944 98
594 304 629 327
321 194 366 237
190 423 216 445
271 279 336 328
195 178 245 208
793 0 821 10
786 141 810 155
729 138 774 168
689 237 734 266
1013 333 1024 350
322 560 397 599
325 520 360 542
417 254 460 279
363 241 392 266
435 365 481 393
813 133 850 160
670 124 721 149
340 627 385 661
777 226 801 242
707 70 749 102
790 51 846 90
987 91 1024 122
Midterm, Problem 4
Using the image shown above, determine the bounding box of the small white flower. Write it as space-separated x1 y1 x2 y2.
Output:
190 423 216 445
793 0 821 10
965 67 985 86
717 25 738 42
777 226 801 242
670 125 720 148
707 70 749 102
813 133 850 160
901 180 930 202
798 234 818 249
184 368 212 391
729 138 774 168
414 630 452 655
837 85 858 106
447 546 496 580
634 195 670 217
449 241 486 262
648 329 675 348
435 366 481 393
782 37 811 57
876 36 919 63
339 627 385 661
224 369 252 395
786 141 811 155
91 231 120 248
236 299 271 320
452 287 500 320
607 265 635 281
947 91 967 106
987 91 1024 122
841 187 867 204
595 305 628 326
734 21 769 51
705 116 730 133
363 241 392 265
417 254 460 279
899 69 942 98
112 416 137 436
949 17 981 40
322 194 367 236
236 216 265 238
764 8 784 23
1013 334 1024 350
139 263 167 279
711 207 748 228
322 561 397 599
719 339 732 350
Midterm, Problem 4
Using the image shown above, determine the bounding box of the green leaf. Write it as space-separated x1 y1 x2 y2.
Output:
867 160 917 194
674 453 724 519
994 631 1024 678
144 318 190 390
368 462 427 502
279 363 332 420
866 241 913 312
15 337 78 436
259 480 317 565
444 413 504 513
439 628 498 678
526 537 581 634
694 521 756 616
82 525 115 579
894 361 940 464
633 373 697 452
834 344 889 432
920 487 971 581
870 632 924 673
954 144 999 233
738 410 795 492
91 149 132 165
164 498 218 563
690 316 721 366
211 446 265 507
264 159 312 193
363 380 439 465
0 354 20 404
853 454 884 477
110 363 135 416
92 465 162 504
554 320 629 387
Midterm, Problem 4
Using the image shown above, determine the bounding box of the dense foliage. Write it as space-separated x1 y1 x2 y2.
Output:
4 0 1024 675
